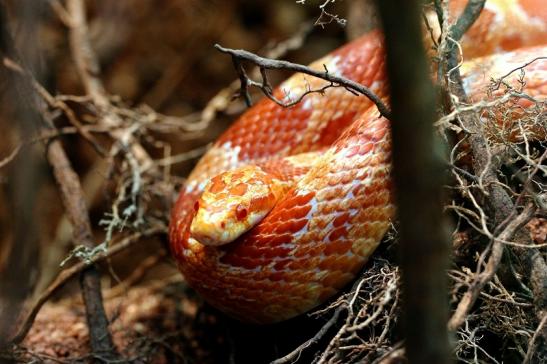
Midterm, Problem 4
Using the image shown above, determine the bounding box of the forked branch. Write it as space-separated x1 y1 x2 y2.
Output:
214 44 392 119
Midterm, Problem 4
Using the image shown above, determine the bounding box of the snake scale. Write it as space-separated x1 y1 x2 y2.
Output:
169 0 546 323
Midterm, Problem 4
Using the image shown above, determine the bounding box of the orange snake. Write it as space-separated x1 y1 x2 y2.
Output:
169 0 546 323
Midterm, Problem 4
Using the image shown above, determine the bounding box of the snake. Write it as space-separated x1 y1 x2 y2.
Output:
169 0 547 324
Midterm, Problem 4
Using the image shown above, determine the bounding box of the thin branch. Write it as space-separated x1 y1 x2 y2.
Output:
66 0 155 172
449 0 485 42
448 204 536 330
270 307 344 364
0 4 118 356
66 0 109 109
439 0 547 333
10 226 166 344
214 44 392 119
523 313 547 364
45 139 119 358
2 57 107 156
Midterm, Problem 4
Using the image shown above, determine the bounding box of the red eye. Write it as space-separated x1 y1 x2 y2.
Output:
236 204 248 220
194 201 199 211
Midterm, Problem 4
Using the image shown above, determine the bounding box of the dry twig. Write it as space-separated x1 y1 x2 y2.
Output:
11 225 166 345
214 44 392 119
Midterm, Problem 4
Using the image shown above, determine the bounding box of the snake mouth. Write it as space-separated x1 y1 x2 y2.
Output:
189 217 234 246
189 207 267 246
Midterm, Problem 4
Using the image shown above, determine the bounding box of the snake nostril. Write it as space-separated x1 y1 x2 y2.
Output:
220 221 226 229
236 204 248 220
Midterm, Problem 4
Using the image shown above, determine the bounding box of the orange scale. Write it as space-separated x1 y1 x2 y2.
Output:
267 271 287 282
340 255 361 269
342 144 363 158
287 204 313 220
317 255 339 270
332 212 351 227
228 243 260 259
321 271 351 290
343 172 360 185
260 246 292 259
230 287 248 297
323 239 352 255
363 183 381 196
287 259 311 271
230 182 248 196
260 233 293 248
273 259 292 270
369 208 384 222
310 217 329 230
289 192 316 207
328 226 348 242
375 191 391 205
357 194 378 209
296 271 319 285
287 219 309 234
220 254 261 270
317 187 338 202
315 203 333 216
272 208 302 224
353 224 370 238
359 142 376 156
324 257 345 271
292 245 311 258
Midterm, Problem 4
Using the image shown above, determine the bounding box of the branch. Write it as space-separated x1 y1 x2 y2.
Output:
270 307 344 364
375 0 451 363
523 313 547 364
2 57 107 156
449 0 486 42
66 0 109 109
0 8 119 357
439 0 547 334
65 0 155 172
10 225 166 344
45 138 120 359
448 204 536 330
214 44 392 119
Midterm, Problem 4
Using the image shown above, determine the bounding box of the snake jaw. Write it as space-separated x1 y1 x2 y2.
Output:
189 202 266 246
189 165 286 246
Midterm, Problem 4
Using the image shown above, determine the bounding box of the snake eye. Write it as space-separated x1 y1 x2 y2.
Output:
236 204 248 220
194 201 199 212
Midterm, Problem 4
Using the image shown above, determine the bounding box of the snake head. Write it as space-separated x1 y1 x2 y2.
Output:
190 165 286 246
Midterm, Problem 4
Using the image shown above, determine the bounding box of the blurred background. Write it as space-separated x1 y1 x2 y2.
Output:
0 1 368 362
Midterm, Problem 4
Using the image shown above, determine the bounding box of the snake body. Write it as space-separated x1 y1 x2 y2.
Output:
169 0 546 324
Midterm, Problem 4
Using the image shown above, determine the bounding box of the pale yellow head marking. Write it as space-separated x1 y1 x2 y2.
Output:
190 165 287 246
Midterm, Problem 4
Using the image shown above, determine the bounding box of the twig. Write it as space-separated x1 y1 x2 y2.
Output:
214 44 392 119
448 204 536 330
10 226 166 344
523 313 547 364
2 57 107 156
66 0 155 172
449 0 485 42
104 248 168 299
45 139 119 359
439 0 547 334
66 0 109 109
0 2 119 356
0 143 22 169
270 307 344 364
